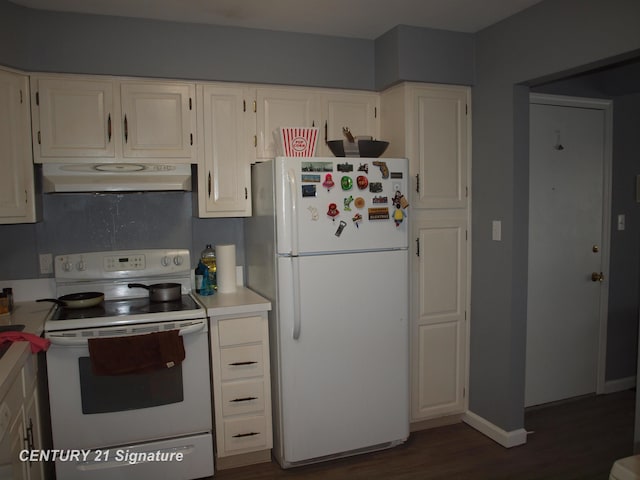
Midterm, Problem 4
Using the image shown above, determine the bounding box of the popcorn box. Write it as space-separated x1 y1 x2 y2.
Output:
278 127 318 157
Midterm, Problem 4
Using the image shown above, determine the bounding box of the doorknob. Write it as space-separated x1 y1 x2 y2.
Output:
591 272 604 282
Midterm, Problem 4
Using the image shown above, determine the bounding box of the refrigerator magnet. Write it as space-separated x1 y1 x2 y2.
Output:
302 184 317 197
341 176 353 190
369 182 383 193
308 206 319 221
373 160 390 179
334 220 347 237
327 203 340 219
344 196 354 211
323 174 335 191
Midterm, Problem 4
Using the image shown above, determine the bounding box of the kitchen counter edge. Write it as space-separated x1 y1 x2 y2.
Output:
0 301 52 402
194 287 272 317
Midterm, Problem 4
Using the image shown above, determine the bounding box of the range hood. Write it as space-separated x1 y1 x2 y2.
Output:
41 163 192 193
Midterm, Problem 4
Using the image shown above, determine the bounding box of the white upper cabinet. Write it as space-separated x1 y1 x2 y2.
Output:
31 75 195 163
382 83 470 210
254 86 380 159
120 82 195 159
32 77 115 159
0 68 37 224
255 87 321 159
197 84 252 217
319 91 379 156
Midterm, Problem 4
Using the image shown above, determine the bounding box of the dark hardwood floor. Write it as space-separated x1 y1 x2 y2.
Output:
213 389 635 479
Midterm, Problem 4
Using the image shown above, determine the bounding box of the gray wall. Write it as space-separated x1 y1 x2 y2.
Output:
471 0 640 432
0 0 474 281
608 93 640 380
2 0 640 438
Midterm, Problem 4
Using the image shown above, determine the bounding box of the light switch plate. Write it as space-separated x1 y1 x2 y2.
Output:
492 220 502 241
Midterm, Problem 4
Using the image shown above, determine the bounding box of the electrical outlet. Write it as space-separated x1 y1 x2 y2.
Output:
39 253 53 274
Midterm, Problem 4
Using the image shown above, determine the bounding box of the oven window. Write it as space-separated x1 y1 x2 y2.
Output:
78 357 184 414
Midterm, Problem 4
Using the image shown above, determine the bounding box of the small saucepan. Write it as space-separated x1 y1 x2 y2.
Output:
128 283 182 302
37 292 104 309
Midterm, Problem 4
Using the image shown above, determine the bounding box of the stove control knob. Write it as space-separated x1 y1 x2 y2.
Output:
161 256 171 267
173 255 184 266
62 261 73 272
76 260 86 271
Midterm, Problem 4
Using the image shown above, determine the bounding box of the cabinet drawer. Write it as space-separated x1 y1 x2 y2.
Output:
218 316 263 346
220 345 264 380
221 380 265 416
223 416 268 452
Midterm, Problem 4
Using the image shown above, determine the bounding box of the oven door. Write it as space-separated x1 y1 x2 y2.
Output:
46 318 212 450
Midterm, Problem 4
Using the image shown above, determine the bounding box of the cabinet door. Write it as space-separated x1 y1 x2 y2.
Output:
197 85 251 217
120 82 195 160
33 77 116 160
319 91 379 156
0 69 36 223
25 389 43 480
410 86 469 209
411 214 468 420
255 87 320 159
9 406 28 480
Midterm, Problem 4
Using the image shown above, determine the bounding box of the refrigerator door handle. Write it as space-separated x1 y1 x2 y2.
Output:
292 256 301 340
287 168 299 257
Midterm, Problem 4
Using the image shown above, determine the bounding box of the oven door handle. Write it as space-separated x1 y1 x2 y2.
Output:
47 336 89 346
47 320 207 346
177 321 206 336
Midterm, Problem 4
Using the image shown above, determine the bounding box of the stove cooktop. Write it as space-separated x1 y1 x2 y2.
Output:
49 295 202 322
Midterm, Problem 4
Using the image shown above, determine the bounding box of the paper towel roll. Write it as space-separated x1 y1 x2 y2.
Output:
216 244 237 293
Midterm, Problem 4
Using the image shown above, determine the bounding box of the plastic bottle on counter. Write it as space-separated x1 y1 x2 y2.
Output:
200 244 217 293
2 288 13 312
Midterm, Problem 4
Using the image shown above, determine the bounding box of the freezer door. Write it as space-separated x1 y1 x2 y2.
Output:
275 157 409 255
276 249 409 465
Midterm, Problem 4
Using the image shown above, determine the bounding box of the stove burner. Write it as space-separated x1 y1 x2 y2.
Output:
50 295 201 322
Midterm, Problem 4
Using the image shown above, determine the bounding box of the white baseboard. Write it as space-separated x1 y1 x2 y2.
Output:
602 376 636 394
462 411 528 448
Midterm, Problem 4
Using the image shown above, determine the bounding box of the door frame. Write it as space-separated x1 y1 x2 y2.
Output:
528 93 613 397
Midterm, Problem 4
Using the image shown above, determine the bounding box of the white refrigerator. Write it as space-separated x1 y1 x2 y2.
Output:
246 157 410 468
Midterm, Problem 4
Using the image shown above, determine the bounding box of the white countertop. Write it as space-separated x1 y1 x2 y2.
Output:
195 287 271 317
0 301 52 401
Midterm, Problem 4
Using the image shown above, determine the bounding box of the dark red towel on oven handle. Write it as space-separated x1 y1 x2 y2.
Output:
0 332 51 353
87 330 185 375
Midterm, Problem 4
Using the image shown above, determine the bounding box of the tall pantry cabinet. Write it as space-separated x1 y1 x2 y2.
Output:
381 83 471 424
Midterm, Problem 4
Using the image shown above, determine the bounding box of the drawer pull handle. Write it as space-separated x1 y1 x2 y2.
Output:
232 432 260 438
230 396 258 403
229 361 258 366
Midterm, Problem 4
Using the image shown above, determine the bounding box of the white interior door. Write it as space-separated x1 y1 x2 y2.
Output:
526 96 610 407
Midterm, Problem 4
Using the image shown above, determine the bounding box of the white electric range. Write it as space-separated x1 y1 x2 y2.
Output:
43 248 213 480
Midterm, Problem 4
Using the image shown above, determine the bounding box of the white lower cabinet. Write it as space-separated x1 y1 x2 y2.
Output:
210 312 272 469
0 353 43 480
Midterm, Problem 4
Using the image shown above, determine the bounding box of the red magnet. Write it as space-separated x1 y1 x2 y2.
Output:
327 202 340 218
356 175 368 190
323 173 335 190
